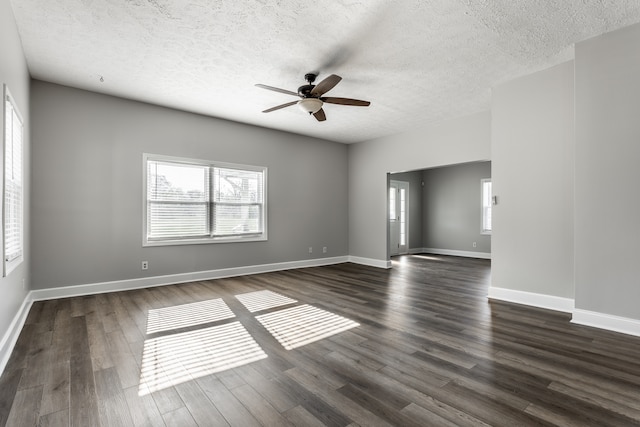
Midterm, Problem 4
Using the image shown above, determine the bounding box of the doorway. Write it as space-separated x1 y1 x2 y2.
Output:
389 180 409 256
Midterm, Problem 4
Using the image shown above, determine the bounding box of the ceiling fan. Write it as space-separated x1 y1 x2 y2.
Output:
256 73 370 122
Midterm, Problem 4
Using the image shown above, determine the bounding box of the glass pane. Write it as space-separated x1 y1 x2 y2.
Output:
213 204 262 236
213 167 263 203
389 188 396 220
148 161 209 202
399 188 406 245
482 181 492 207
482 180 492 232
5 98 23 262
484 207 492 231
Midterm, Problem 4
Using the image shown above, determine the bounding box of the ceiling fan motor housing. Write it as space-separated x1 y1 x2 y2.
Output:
297 84 315 97
298 73 318 97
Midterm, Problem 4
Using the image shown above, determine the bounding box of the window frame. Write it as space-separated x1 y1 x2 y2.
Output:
143 153 268 247
3 86 24 276
481 178 492 235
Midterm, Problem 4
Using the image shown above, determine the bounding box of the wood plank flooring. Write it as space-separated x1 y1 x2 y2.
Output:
1 254 640 426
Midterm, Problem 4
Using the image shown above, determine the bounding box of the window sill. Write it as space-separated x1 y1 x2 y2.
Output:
4 256 23 277
143 235 268 247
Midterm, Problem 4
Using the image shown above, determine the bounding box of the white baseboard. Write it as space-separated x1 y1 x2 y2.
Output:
0 294 34 375
30 256 350 302
348 256 392 269
421 248 491 259
572 309 640 338
488 286 575 313
484 287 640 338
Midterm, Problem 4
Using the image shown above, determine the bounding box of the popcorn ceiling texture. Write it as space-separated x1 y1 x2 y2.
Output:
9 0 640 143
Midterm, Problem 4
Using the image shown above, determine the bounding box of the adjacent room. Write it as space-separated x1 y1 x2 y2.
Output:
1 1 640 425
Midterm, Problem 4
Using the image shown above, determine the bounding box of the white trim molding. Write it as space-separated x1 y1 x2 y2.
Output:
348 256 392 269
488 286 575 313
0 294 33 375
572 309 640 338
31 256 351 302
420 248 491 260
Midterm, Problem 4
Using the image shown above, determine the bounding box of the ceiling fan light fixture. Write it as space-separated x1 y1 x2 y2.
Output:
297 98 323 114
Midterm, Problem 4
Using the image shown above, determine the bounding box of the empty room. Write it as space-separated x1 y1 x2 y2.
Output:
1 0 640 426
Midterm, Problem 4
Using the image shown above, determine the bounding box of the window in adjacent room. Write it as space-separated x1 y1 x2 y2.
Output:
481 178 492 234
3 86 24 276
144 154 267 246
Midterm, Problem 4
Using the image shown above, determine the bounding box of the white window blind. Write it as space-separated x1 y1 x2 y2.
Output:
481 179 492 234
147 161 210 240
4 87 24 275
145 155 267 245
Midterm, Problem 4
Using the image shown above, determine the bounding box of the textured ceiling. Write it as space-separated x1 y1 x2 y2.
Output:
9 0 640 143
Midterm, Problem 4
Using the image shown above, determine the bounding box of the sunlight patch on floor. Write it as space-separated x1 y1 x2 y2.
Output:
146 298 235 334
411 254 443 261
139 291 359 394
235 290 297 313
256 304 359 350
139 321 267 395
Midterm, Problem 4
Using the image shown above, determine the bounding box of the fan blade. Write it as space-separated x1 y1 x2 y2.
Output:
310 75 342 96
321 97 370 107
262 101 298 113
255 84 298 97
313 108 327 122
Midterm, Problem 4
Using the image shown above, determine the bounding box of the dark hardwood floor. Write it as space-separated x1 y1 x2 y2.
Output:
1 254 639 426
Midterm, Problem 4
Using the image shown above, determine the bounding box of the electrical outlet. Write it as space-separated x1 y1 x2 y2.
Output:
308 247 313 254
142 261 149 270
472 242 477 248
323 247 327 253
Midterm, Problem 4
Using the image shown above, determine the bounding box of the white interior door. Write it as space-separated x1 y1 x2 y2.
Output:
389 180 409 256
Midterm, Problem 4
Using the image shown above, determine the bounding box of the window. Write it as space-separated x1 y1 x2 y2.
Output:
389 187 396 220
3 87 24 276
144 154 267 246
481 178 492 234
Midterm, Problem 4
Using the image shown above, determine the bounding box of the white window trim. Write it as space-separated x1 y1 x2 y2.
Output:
3 86 24 276
143 153 268 247
481 178 492 235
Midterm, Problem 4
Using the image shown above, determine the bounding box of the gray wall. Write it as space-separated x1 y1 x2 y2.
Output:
575 24 640 320
30 81 348 289
349 112 491 263
422 162 491 254
0 0 31 354
491 61 575 299
388 170 423 252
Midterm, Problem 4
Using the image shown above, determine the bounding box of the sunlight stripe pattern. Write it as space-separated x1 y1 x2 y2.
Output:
146 298 235 334
139 321 267 395
235 290 297 313
255 304 359 350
